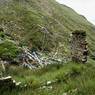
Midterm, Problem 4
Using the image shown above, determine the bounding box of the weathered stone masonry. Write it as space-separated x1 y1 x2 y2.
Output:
71 30 88 63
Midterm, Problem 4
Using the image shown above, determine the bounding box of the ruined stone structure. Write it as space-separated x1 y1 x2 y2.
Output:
0 76 21 89
0 76 15 89
71 30 88 63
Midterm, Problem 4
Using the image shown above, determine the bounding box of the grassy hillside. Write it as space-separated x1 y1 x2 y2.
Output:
0 0 95 56
1 60 95 95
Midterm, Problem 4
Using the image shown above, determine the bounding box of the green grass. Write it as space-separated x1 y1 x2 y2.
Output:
1 60 95 95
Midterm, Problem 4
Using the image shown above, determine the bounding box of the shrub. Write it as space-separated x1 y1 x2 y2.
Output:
0 40 20 60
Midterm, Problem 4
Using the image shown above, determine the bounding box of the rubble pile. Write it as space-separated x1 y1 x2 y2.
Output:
19 47 66 69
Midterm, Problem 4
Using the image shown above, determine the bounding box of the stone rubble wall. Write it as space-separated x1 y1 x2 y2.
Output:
71 30 88 63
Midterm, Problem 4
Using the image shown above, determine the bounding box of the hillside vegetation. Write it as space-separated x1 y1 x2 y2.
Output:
1 60 95 95
0 0 95 57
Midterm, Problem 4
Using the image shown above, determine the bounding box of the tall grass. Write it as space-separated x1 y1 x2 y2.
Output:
1 60 95 95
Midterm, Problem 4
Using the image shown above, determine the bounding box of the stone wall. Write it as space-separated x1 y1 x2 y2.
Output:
71 30 88 63
0 76 15 89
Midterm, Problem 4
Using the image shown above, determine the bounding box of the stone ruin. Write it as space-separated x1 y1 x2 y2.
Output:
0 76 15 89
0 76 21 89
0 60 21 89
71 30 88 63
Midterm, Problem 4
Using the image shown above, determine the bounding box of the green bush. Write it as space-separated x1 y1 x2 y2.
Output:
0 40 20 60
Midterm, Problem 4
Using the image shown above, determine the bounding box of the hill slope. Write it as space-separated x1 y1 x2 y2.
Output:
0 0 95 57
